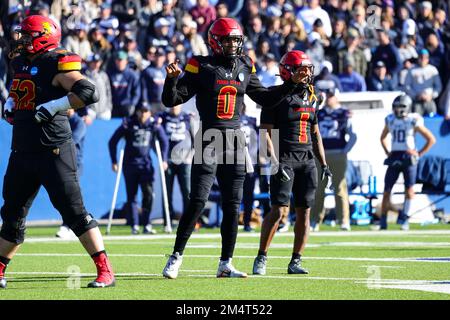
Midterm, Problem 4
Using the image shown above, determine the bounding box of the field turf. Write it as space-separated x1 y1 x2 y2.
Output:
1 224 450 300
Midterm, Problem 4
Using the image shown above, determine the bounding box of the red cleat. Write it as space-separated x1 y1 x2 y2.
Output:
88 252 115 288
0 261 7 289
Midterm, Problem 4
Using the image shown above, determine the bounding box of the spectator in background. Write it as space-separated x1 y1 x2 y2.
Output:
62 23 92 61
416 1 434 40
245 15 266 49
147 17 172 49
326 14 347 62
140 47 167 113
305 32 325 77
257 53 283 87
297 0 332 38
425 33 445 72
157 105 195 230
336 28 367 78
83 53 113 120
216 1 229 18
92 2 120 42
397 20 419 63
88 25 112 70
311 87 356 232
189 0 217 35
148 0 178 39
398 58 415 91
404 49 442 116
124 34 144 71
55 108 87 239
181 18 209 57
348 3 378 51
109 104 169 235
338 56 367 92
108 50 141 118
263 16 283 60
314 60 342 94
371 29 402 79
367 60 396 91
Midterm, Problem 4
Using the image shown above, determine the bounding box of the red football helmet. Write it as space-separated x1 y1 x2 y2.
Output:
279 50 314 83
15 15 61 54
208 18 244 58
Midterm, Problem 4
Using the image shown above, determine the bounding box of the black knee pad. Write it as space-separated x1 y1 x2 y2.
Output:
67 214 98 237
0 217 26 244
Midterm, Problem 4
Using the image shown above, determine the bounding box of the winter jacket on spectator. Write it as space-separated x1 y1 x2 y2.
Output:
404 64 442 101
108 65 141 118
338 71 367 92
372 42 402 76
84 67 113 120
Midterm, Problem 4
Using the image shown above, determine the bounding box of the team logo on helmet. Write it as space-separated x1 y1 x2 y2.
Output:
42 22 52 37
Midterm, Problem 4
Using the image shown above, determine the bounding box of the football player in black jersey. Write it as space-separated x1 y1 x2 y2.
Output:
0 15 114 288
252 51 332 275
161 18 306 279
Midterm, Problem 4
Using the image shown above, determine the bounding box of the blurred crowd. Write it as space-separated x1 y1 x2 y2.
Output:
1 0 450 119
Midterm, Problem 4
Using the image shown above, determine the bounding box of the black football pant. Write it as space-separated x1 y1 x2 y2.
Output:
0 142 96 244
173 162 246 260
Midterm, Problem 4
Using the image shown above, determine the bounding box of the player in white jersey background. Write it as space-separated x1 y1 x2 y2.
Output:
377 94 436 230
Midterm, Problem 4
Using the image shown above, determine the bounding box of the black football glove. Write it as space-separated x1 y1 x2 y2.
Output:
321 165 333 190
2 98 15 125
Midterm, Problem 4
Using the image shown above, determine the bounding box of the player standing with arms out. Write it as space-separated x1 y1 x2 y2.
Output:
0 15 115 288
253 51 331 275
377 93 435 230
161 18 305 279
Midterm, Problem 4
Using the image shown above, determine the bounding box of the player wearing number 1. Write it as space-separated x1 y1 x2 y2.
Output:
161 18 306 279
0 15 114 289
253 50 331 276
377 93 435 230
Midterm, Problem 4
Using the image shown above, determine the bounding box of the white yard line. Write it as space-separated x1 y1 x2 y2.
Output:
22 229 450 243
14 253 450 263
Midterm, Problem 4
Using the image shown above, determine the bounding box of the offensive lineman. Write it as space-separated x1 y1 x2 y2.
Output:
161 18 306 279
377 93 435 230
253 50 332 275
0 15 115 288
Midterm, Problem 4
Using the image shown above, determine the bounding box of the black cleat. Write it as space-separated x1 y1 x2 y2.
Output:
288 259 309 274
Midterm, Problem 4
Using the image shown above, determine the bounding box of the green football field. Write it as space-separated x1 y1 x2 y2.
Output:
1 224 450 300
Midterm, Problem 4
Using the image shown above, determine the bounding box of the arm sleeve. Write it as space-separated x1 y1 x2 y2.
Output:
162 58 199 107
108 124 126 164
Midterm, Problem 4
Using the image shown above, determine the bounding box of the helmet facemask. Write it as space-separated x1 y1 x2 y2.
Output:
214 34 244 58
280 63 314 84
393 104 409 118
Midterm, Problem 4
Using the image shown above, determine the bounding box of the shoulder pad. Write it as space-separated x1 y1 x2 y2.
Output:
185 56 200 74
57 51 82 72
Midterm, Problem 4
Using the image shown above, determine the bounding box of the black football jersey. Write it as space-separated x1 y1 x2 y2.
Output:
162 55 296 132
260 85 321 153
9 48 82 152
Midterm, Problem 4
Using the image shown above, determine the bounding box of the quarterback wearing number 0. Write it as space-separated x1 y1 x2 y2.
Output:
161 17 303 279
